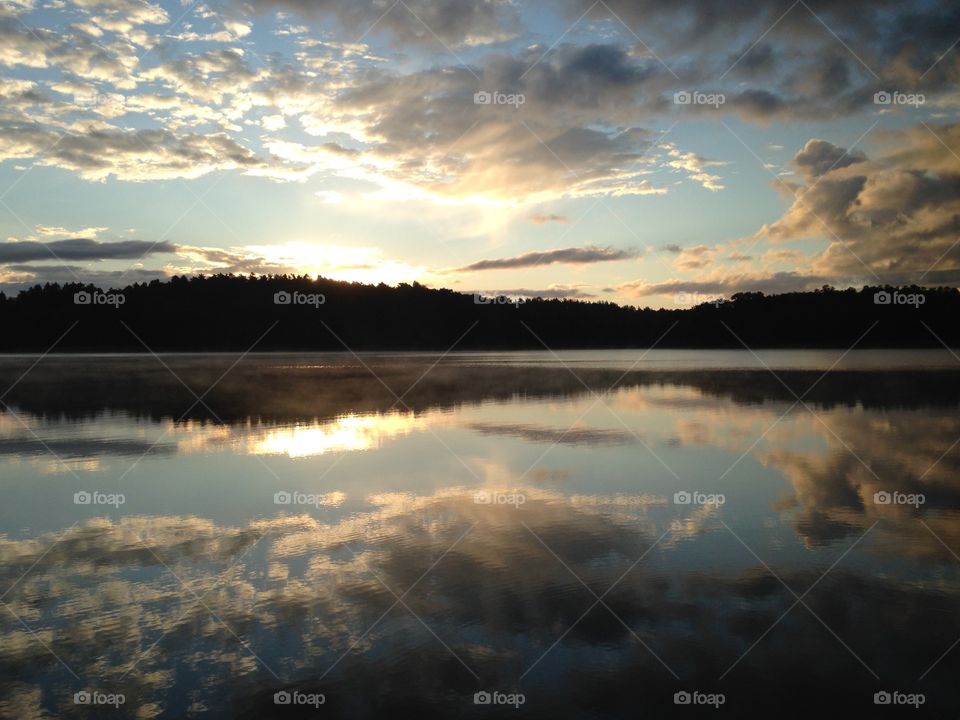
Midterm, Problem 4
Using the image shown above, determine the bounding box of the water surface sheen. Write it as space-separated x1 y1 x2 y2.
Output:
0 351 957 718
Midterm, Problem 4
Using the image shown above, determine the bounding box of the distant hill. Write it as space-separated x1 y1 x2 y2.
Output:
0 274 957 351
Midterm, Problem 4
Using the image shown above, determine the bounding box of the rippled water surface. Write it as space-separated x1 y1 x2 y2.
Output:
1 351 958 718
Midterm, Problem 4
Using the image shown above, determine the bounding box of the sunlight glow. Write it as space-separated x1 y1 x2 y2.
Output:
251 413 421 458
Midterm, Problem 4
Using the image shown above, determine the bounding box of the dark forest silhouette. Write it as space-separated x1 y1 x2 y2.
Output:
0 274 957 351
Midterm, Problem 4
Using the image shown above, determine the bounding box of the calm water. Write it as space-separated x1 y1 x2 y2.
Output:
1 351 958 718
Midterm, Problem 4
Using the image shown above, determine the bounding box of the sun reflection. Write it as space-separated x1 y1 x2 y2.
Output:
251 413 421 458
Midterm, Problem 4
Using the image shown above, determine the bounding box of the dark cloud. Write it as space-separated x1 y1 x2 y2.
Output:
726 89 798 120
621 267 960 299
0 238 177 263
793 139 866 179
331 55 665 200
0 437 175 458
458 246 638 271
620 271 839 298
242 0 516 46
726 42 777 77
0 266 167 296
527 43 660 105
762 123 960 276
793 54 851 99
466 422 633 445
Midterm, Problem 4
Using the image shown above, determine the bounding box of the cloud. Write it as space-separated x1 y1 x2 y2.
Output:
663 143 726 190
35 225 107 238
0 25 140 88
0 0 33 18
466 422 631 445
323 46 674 201
793 139 867 179
0 238 176 263
72 0 169 32
0 264 165 292
528 212 570 224
569 0 960 117
0 122 295 182
757 122 960 278
620 267 960 300
457 246 638 271
473 285 596 299
140 48 257 105
619 271 842 299
671 244 716 271
242 0 517 47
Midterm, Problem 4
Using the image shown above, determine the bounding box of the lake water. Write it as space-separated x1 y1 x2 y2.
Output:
0 351 958 717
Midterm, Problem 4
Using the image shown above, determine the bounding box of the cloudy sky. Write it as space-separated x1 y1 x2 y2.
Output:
0 0 958 305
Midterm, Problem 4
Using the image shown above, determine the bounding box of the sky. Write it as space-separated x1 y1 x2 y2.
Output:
0 0 958 306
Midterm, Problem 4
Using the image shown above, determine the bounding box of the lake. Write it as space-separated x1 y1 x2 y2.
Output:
0 350 958 717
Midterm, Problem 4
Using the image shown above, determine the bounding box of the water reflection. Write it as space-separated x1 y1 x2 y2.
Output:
0 355 959 717
164 413 424 459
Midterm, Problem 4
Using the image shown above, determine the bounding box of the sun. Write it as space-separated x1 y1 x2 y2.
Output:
247 242 429 286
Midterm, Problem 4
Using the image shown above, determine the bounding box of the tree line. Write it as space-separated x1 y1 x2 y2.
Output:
0 274 957 351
